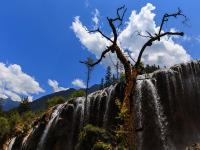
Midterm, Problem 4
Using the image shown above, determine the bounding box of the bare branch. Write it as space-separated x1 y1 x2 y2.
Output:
107 5 127 43
116 5 127 27
158 8 187 37
146 31 153 38
135 31 184 67
124 49 136 63
89 46 112 67
137 31 151 38
109 53 116 67
107 18 118 43
137 31 154 38
88 28 113 43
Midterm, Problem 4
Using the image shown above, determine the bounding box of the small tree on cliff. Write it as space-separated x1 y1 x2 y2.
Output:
83 6 186 149
18 96 31 114
80 57 94 102
80 57 94 123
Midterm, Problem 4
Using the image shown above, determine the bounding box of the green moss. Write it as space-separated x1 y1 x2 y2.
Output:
92 141 112 150
76 124 113 150
0 117 10 138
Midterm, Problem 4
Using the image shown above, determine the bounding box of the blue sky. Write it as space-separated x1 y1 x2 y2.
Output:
0 0 199 101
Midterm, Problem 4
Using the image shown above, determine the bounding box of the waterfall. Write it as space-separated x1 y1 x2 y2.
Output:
8 137 16 150
21 129 33 149
135 79 143 150
8 60 200 150
37 104 64 150
103 85 116 127
72 97 85 136
145 79 169 150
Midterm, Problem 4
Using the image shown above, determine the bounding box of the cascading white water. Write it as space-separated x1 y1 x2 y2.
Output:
10 60 200 150
85 91 101 123
103 85 116 127
74 97 85 127
145 79 169 150
37 104 64 150
67 97 85 149
8 137 16 150
21 129 33 148
134 79 143 150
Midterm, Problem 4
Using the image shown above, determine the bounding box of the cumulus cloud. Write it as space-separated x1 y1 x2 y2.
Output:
71 16 116 68
72 79 86 88
0 63 44 101
48 79 68 92
71 3 191 67
92 9 100 27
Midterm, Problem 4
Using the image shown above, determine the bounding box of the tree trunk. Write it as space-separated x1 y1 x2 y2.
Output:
113 45 139 149
121 67 138 150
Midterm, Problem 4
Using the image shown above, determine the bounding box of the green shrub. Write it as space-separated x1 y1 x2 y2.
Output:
70 90 85 99
76 124 113 150
22 111 35 122
0 117 10 138
8 111 21 129
92 141 112 150
47 96 65 108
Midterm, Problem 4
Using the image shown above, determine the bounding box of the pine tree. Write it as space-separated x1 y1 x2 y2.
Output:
100 78 104 90
18 97 31 114
105 66 112 87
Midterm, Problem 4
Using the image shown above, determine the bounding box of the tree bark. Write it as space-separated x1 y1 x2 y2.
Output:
113 44 139 149
121 67 139 150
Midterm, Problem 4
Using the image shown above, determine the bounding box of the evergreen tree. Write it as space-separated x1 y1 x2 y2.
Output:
105 66 112 87
18 97 31 114
100 78 104 90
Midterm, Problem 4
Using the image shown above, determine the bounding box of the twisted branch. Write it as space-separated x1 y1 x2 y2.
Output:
89 46 112 67
89 28 113 43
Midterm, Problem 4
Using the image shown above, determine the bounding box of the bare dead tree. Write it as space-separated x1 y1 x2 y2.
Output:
80 57 94 123
84 5 186 149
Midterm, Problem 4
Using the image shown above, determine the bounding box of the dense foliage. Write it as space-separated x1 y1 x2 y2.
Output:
69 90 86 99
47 96 65 108
76 124 114 150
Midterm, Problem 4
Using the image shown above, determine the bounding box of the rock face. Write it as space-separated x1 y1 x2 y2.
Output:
5 60 200 150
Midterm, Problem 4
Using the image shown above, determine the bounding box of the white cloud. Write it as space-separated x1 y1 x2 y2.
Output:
27 96 33 102
71 16 116 69
48 79 68 92
92 9 100 27
72 79 86 88
0 63 44 101
71 3 191 67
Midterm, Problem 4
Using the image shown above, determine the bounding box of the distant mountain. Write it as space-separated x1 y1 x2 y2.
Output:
80 84 101 94
0 84 101 112
88 84 101 93
30 84 102 112
0 98 20 111
30 88 76 112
